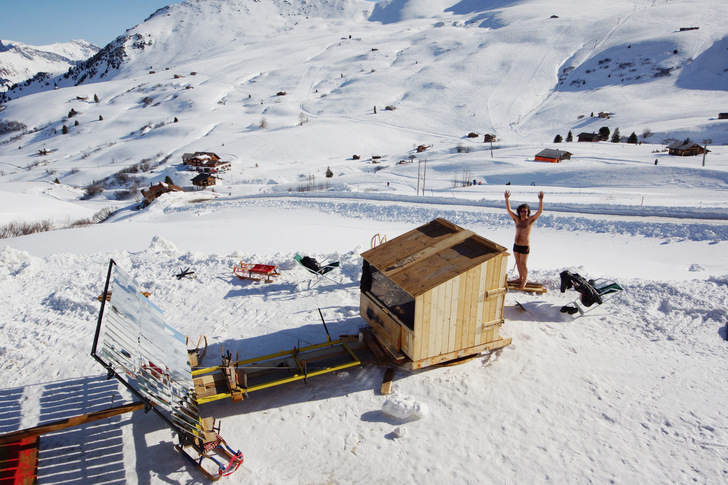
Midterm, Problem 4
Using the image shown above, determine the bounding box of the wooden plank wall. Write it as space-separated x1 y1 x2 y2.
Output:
411 254 507 362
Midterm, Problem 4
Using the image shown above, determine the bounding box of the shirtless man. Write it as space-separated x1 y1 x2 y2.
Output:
505 190 544 289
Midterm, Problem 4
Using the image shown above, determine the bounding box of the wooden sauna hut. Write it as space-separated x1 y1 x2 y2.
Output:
359 218 512 369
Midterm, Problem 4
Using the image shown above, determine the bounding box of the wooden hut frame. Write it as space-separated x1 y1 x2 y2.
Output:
359 218 512 369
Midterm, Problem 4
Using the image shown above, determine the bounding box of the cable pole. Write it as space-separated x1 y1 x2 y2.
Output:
702 139 711 167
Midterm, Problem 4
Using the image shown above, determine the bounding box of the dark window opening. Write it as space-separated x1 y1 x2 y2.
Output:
361 261 415 330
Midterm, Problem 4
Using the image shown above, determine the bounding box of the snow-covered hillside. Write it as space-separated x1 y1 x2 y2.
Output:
1 1 728 483
0 39 99 91
1 0 726 179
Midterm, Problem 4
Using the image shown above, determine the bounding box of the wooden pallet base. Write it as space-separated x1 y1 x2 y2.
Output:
408 337 512 370
507 282 547 294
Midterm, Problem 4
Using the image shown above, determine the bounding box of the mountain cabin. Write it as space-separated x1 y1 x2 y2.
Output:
535 148 572 163
667 141 710 156
577 132 601 142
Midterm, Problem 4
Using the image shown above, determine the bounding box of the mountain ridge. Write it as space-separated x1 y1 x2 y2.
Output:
0 39 99 92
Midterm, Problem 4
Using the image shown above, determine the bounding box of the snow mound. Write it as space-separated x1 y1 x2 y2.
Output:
382 396 428 420
0 246 38 276
147 235 178 253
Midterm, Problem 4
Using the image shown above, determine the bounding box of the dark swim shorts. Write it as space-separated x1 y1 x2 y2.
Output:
513 244 530 254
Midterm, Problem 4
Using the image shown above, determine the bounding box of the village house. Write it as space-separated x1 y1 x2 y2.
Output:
141 182 183 205
718 113 728 120
577 132 601 142
182 151 221 166
666 140 710 156
196 160 231 174
483 133 496 142
181 151 231 173
535 148 572 163
192 173 217 187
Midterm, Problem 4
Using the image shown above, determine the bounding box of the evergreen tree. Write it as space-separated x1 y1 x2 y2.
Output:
598 126 610 141
99 115 103 121
62 124 68 134
164 176 174 185
553 134 563 143
610 128 620 143
94 93 99 103
74 120 79 126
173 117 178 123
325 166 334 178
627 132 638 144
565 131 573 142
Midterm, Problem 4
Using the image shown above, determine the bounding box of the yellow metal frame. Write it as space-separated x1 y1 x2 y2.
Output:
193 339 362 405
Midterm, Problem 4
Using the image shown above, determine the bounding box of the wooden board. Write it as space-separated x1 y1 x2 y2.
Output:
0 402 146 445
380 367 395 395
507 282 547 294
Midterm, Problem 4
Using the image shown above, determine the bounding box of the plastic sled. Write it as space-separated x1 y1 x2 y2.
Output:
294 253 341 289
559 270 623 317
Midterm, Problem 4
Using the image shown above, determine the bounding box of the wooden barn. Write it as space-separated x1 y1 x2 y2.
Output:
359 218 512 369
667 140 710 156
535 148 572 163
577 132 601 142
191 173 217 187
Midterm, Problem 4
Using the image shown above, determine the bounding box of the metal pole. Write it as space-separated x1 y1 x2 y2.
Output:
702 140 710 166
318 308 331 342
422 158 427 195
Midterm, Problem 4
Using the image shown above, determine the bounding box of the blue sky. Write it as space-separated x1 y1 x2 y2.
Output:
0 1 185 47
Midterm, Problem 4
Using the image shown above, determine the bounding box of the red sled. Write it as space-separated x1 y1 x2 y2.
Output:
233 262 280 283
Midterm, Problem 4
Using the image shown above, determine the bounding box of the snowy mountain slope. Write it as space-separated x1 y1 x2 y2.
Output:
0 39 99 91
0 0 726 212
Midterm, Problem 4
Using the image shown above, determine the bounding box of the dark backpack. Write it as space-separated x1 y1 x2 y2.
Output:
301 256 320 272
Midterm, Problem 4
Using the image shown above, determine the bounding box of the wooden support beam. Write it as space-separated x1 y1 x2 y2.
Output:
0 401 146 445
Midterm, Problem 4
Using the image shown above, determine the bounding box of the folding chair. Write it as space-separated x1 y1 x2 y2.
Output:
294 253 341 289
559 270 623 316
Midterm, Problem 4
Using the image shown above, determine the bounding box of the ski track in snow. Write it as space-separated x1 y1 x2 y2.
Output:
154 194 728 242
